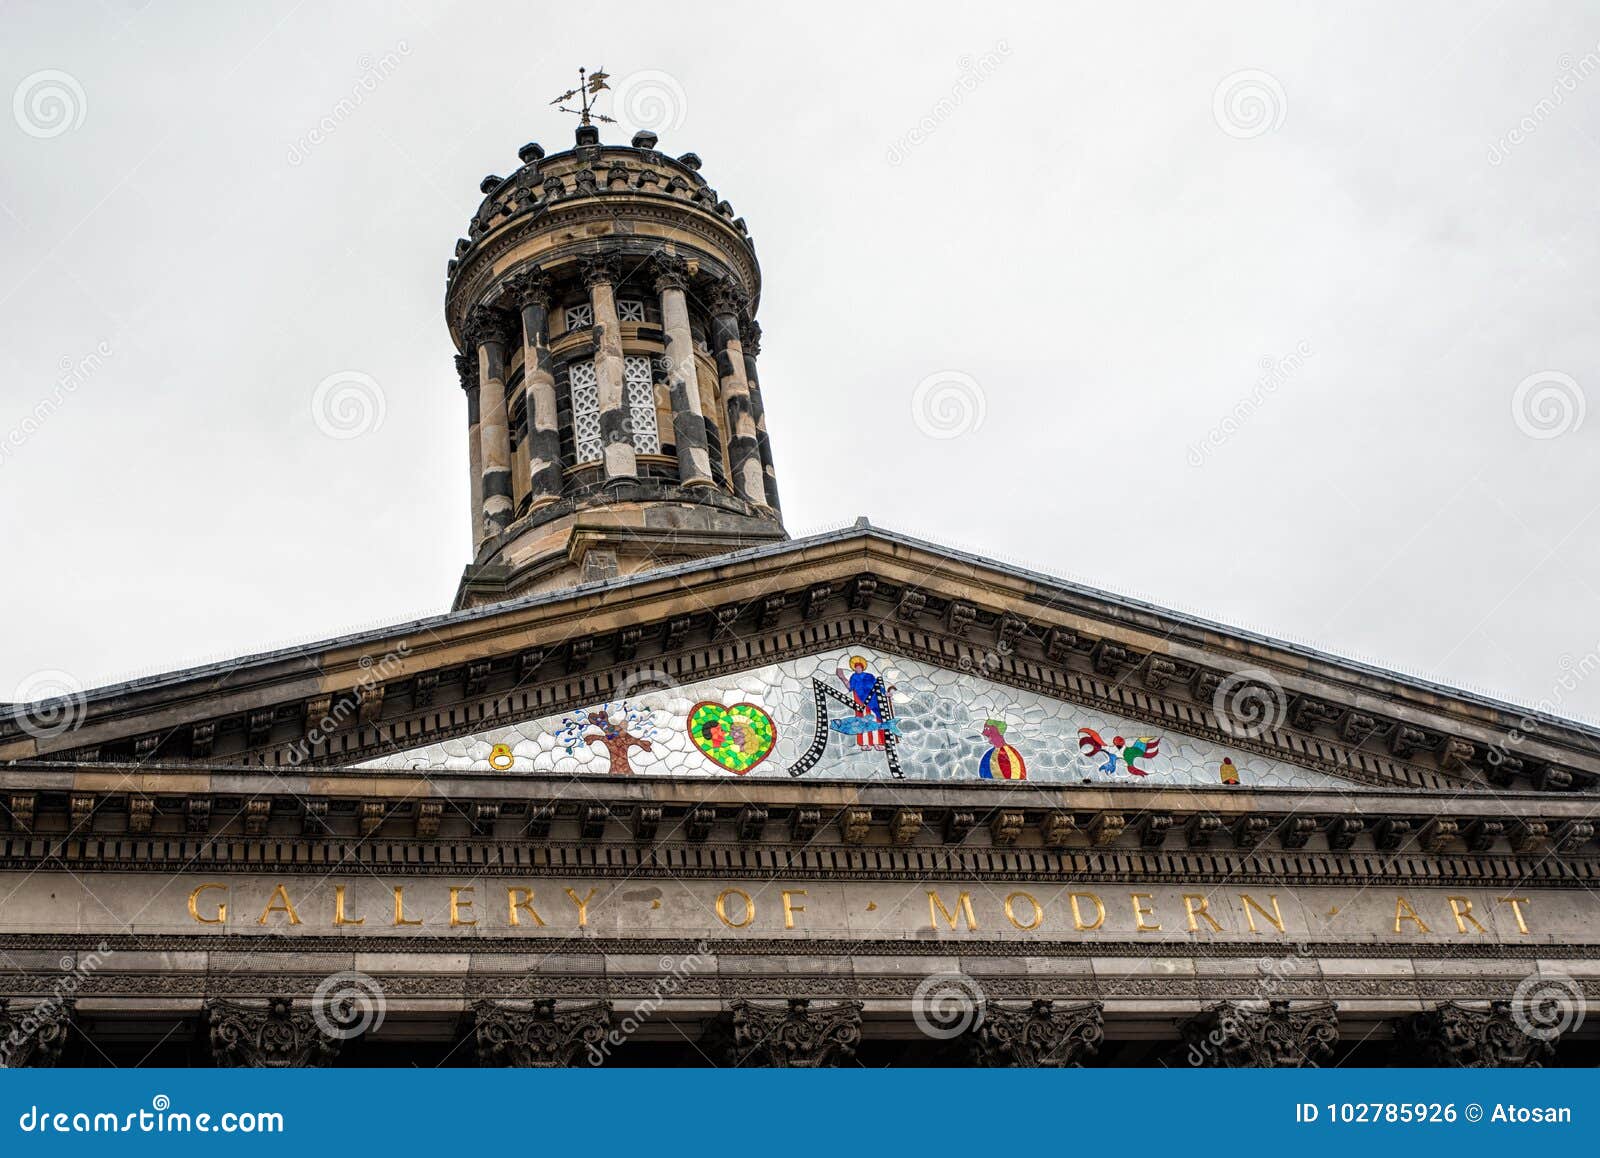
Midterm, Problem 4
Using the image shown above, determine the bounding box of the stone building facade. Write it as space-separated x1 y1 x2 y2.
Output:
1 122 1597 1068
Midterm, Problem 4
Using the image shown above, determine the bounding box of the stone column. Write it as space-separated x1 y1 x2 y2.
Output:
717 998 863 1067
205 996 343 1067
465 307 517 536
456 353 483 548
969 1000 1104 1068
708 283 765 504
473 999 612 1067
652 257 715 487
740 319 781 513
1180 999 1338 1067
1398 1000 1557 1066
505 270 563 510
579 254 636 481
0 998 72 1067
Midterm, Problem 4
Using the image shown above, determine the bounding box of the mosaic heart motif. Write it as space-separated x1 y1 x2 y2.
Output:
687 701 777 774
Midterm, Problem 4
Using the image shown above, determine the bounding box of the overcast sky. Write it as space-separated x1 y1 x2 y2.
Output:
3 1 1598 723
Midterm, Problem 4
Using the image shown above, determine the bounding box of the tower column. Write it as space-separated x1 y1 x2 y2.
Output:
466 307 516 536
653 257 715 487
506 271 563 510
457 354 484 550
740 319 781 513
580 254 636 481
709 283 765 505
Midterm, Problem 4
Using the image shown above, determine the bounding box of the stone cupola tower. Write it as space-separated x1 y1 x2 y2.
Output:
445 119 785 607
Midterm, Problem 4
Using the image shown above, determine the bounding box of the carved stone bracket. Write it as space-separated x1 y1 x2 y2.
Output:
473 999 613 1068
1398 1001 1556 1067
1181 1000 1338 1068
721 998 863 1068
970 1000 1104 1067
0 998 72 1067
205 996 342 1068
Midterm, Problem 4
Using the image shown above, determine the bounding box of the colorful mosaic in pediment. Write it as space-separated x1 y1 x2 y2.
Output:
355 649 1351 789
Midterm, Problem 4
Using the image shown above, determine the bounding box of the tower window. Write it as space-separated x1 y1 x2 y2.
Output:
564 303 594 331
570 361 601 462
617 299 646 323
624 355 660 454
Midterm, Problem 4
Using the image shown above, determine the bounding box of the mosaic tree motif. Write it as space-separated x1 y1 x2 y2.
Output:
556 702 658 775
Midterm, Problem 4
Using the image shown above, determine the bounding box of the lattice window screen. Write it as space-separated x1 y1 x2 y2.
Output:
570 361 601 463
624 355 660 455
617 300 646 323
564 303 594 331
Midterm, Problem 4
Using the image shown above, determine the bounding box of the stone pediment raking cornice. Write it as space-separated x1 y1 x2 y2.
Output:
3 524 1597 797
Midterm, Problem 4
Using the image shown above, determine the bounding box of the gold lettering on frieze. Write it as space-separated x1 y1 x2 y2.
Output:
1069 892 1105 931
257 884 302 927
928 890 978 932
1447 895 1487 935
1240 893 1285 935
188 883 227 925
1183 893 1224 933
1131 892 1161 932
1499 895 1532 935
565 887 597 928
507 888 545 928
392 886 423 927
1394 895 1431 934
449 886 477 927
1004 891 1043 931
333 885 365 927
716 888 755 928
781 889 807 930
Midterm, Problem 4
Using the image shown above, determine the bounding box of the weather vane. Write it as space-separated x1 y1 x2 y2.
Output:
550 66 615 126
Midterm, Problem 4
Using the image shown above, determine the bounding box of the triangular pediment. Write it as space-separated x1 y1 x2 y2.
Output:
356 646 1354 790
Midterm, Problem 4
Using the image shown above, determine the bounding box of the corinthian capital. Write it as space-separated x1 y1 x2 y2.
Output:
1181 999 1338 1068
739 319 762 356
463 306 515 352
650 253 690 294
455 353 477 392
473 999 612 1067
707 279 748 319
578 253 622 290
970 1000 1104 1068
205 996 343 1068
0 998 73 1067
722 998 863 1068
502 268 554 311
1399 1000 1558 1067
